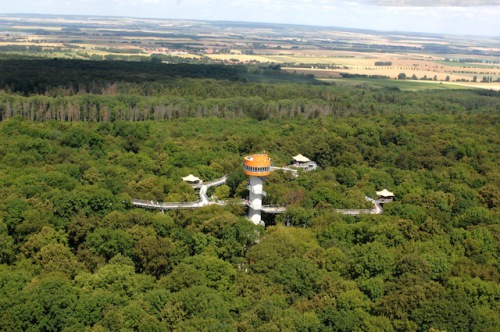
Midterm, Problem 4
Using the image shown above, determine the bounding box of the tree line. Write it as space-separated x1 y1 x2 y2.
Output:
0 58 324 96
0 79 498 123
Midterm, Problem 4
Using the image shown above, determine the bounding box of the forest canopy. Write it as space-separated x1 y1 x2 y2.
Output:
0 60 499 331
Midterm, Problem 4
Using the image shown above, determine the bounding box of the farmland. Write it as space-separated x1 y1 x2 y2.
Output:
0 14 499 90
320 78 467 91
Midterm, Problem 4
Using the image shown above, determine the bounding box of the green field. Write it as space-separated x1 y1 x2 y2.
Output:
321 78 469 91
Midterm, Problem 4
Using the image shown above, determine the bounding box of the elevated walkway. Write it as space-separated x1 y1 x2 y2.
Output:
131 172 385 216
335 196 382 215
131 199 203 210
193 175 228 189
335 208 378 215
261 205 287 213
291 161 318 172
270 166 298 177
132 174 228 211
245 201 286 214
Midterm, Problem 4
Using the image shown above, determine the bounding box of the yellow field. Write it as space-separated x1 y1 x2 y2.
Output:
285 68 500 90
283 66 494 81
0 41 63 48
11 25 62 31
205 54 274 62
209 51 499 88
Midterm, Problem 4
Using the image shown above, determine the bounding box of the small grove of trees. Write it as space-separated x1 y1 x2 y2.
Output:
398 73 439 81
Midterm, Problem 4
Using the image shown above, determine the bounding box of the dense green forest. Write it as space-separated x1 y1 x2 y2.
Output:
0 61 499 331
0 58 320 96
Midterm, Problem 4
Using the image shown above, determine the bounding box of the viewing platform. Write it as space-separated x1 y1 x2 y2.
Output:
290 154 318 172
243 154 271 177
375 189 395 204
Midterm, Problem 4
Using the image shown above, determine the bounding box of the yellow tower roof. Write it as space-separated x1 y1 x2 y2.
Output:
243 154 271 177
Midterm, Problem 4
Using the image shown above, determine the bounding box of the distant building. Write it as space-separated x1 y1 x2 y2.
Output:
291 154 317 171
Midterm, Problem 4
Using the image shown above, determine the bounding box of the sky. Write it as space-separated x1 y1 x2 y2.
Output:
1 0 500 36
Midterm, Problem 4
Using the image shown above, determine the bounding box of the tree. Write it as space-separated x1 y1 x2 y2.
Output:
134 236 175 277
268 257 321 298
410 294 475 332
20 226 68 258
86 228 135 260
38 243 83 277
248 225 319 274
159 255 236 292
318 308 363 332
61 126 103 149
75 262 155 298
166 286 234 330
0 229 15 264
213 184 230 200
349 241 394 279
1 275 79 331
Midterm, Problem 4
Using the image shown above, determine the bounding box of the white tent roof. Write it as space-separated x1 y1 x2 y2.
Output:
376 189 394 197
182 174 201 183
292 154 311 162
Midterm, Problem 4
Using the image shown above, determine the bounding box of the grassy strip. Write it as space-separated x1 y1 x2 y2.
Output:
321 78 471 91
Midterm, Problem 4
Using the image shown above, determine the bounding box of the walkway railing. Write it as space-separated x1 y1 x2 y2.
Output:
244 201 286 214
335 208 378 215
131 199 203 210
270 166 298 177
261 205 286 213
203 175 228 187
192 175 228 189
132 173 384 216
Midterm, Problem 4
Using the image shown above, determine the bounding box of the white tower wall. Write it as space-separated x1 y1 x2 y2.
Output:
248 176 264 226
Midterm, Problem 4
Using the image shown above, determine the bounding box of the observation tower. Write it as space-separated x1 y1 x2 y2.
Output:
243 154 271 226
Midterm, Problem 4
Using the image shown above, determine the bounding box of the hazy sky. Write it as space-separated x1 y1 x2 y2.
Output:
2 0 499 36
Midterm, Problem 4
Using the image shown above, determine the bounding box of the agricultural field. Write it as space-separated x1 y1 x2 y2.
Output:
0 14 499 90
319 78 468 91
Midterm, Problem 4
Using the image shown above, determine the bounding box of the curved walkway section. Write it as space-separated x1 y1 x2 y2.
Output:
131 174 384 216
132 175 229 211
335 196 382 215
